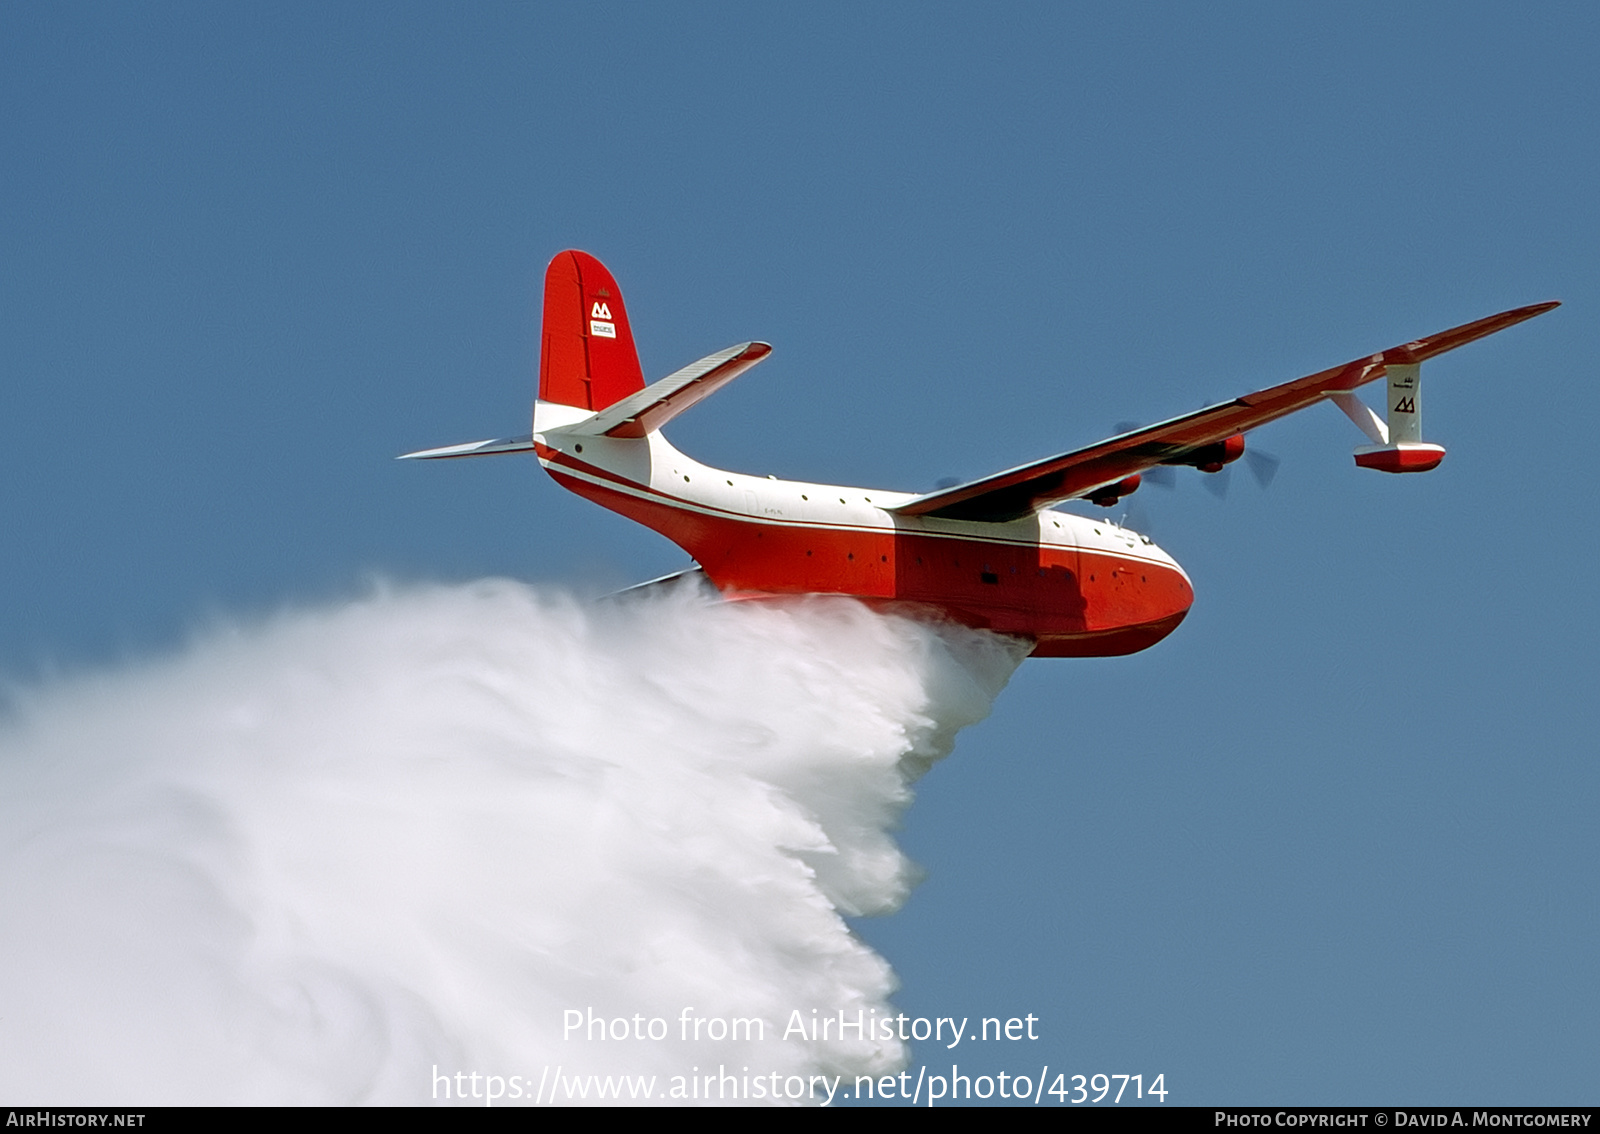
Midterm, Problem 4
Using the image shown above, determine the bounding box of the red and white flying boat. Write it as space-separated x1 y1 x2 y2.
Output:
402 251 1557 658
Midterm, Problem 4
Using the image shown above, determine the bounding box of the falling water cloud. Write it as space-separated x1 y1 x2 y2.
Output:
0 580 1025 1104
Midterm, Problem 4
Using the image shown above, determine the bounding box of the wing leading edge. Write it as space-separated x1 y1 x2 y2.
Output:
891 301 1559 523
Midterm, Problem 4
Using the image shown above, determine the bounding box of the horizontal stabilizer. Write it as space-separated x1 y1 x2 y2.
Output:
396 435 535 460
554 342 772 439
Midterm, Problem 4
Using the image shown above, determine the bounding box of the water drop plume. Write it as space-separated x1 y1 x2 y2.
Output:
0 580 1025 1104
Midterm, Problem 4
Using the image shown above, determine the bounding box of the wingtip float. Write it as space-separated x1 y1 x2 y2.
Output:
400 249 1558 659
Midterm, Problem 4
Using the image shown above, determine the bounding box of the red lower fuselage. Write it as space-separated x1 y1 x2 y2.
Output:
535 422 1193 658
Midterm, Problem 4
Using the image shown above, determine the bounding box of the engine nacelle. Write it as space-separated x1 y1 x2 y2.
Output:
1087 474 1142 507
1173 433 1246 474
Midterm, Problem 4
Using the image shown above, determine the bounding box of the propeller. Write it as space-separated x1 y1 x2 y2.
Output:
1114 423 1178 490
1200 444 1280 498
1245 447 1281 488
1109 421 1279 503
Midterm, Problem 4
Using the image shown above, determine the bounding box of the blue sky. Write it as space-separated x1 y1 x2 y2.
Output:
3 3 1596 1104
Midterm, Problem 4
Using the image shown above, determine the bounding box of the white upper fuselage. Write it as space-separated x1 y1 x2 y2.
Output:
533 399 1189 587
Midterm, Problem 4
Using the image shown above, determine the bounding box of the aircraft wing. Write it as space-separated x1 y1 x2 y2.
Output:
891 301 1558 523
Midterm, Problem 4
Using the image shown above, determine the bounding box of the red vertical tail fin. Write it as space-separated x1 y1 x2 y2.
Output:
538 250 646 411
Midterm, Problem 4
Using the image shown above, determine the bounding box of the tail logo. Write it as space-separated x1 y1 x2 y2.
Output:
589 300 617 338
590 302 613 319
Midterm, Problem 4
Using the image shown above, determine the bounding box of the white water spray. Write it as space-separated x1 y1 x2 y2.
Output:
0 581 1024 1104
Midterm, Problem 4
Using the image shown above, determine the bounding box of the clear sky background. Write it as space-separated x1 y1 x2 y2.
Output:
3 2 1596 1105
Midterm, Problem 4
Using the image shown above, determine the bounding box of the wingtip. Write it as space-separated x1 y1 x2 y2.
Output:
1492 300 1560 322
1509 299 1561 316
1507 299 1562 325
